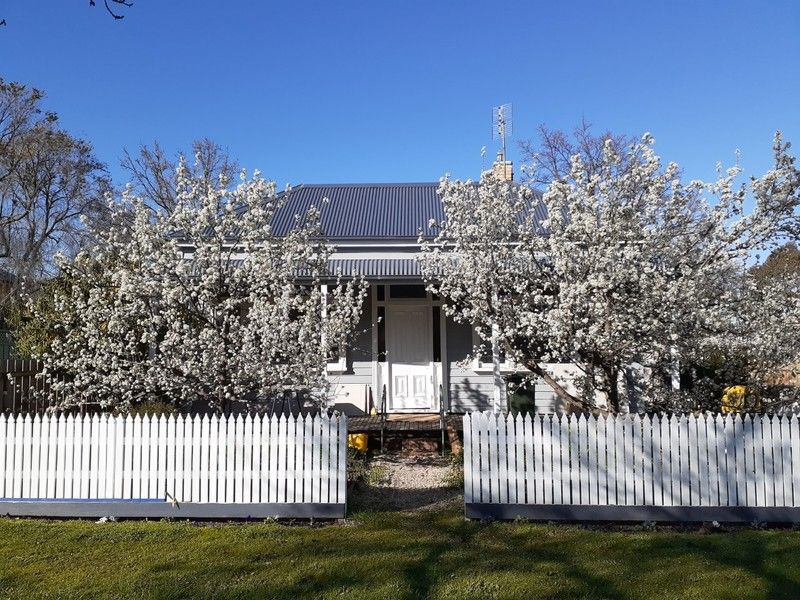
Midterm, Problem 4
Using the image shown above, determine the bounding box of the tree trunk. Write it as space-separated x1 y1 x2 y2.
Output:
525 361 602 415
605 364 621 413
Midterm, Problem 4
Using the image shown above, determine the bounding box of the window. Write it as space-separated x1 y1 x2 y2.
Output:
322 283 347 374
389 284 427 299
472 327 517 374
326 343 347 374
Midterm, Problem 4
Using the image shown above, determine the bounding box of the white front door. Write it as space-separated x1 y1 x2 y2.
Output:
386 304 433 411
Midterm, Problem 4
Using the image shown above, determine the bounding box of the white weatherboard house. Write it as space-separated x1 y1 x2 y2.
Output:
270 176 571 416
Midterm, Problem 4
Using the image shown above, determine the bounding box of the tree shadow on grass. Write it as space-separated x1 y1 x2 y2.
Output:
400 517 635 600
4 515 800 599
664 532 800 599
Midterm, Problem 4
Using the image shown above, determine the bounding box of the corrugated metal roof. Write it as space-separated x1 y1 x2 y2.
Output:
200 258 420 279
269 183 443 240
327 258 419 279
224 182 549 241
268 183 550 239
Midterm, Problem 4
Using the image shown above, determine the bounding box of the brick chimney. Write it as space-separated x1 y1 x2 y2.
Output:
491 149 513 181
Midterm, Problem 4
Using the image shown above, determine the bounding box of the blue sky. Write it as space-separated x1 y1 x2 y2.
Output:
1 1 798 189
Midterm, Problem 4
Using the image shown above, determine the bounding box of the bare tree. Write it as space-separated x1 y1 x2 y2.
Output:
518 119 639 187
0 81 49 243
121 138 240 213
0 79 109 303
89 0 133 20
2 2 132 27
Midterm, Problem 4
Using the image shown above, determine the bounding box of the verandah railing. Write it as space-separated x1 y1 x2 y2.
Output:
0 412 347 518
464 412 800 522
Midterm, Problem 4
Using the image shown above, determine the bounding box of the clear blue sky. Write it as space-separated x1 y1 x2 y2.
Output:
1 1 798 189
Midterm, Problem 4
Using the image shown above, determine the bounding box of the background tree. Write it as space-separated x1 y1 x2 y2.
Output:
0 78 109 304
2 1 132 27
685 242 800 411
518 120 638 188
89 0 133 20
121 138 239 214
751 242 800 282
421 132 800 413
36 162 366 413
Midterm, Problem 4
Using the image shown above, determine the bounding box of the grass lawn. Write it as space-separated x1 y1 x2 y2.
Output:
2 508 800 599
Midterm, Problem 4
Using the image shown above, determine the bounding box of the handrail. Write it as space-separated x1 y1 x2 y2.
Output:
380 384 387 452
439 383 446 456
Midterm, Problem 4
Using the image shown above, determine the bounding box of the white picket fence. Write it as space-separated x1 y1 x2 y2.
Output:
0 412 347 518
463 412 800 521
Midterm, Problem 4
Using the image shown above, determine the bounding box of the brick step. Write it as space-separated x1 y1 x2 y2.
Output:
370 431 443 455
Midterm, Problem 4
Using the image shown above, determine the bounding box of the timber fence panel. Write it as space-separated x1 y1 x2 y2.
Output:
578 415 589 505
753 416 765 507
506 414 517 504
337 413 346 505
463 410 474 503
199 415 209 503
302 414 313 504
642 415 653 506
517 413 529 504
611 415 623 505
586 416 598 505
763 416 775 507
0 412 347 518
744 415 756 506
777 416 788 506
553 415 565 504
792 416 800 507
541 415 552 504
714 414 727 506
284 414 295 504
464 412 800 522
734 415 746 506
497 413 509 504
600 415 610 505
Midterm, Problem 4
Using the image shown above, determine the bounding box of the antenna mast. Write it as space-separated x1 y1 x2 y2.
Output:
492 103 513 161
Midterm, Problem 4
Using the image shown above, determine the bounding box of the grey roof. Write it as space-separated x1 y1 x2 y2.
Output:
270 182 550 239
269 183 443 240
225 182 548 241
228 257 421 279
327 258 419 279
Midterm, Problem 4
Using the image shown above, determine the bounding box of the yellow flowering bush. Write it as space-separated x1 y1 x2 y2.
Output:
721 385 746 413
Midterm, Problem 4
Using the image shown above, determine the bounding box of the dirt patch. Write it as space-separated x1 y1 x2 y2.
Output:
349 453 463 513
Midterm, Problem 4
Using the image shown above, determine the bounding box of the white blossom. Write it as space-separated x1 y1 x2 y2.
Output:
421 133 800 412
36 163 366 412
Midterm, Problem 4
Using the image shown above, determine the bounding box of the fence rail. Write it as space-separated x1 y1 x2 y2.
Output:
0 412 347 518
464 412 800 522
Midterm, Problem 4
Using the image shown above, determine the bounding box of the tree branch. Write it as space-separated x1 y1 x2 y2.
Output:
89 0 133 20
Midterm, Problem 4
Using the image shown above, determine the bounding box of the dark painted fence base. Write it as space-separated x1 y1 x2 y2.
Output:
0 500 345 519
465 503 800 523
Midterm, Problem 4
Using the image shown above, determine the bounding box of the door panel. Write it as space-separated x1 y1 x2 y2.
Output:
387 305 433 410
394 375 408 398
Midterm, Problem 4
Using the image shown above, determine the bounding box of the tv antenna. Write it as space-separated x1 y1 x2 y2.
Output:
492 103 513 162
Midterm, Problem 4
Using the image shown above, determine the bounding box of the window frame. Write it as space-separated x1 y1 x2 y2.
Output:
471 327 519 374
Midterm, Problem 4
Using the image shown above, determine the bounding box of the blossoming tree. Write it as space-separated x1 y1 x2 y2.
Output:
37 161 366 412
420 134 800 413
